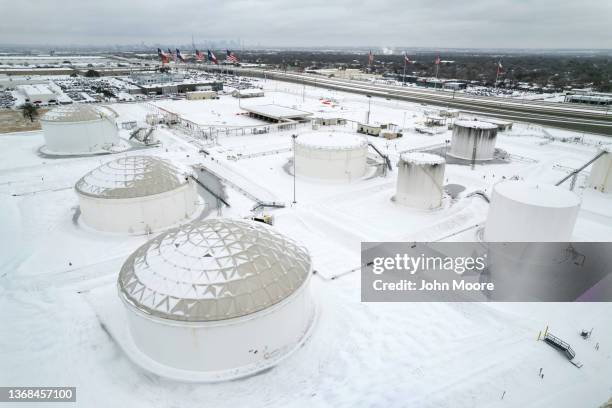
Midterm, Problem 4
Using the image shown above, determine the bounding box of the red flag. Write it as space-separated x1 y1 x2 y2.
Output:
434 55 441 65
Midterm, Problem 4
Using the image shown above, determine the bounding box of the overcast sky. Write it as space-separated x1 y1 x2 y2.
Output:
2 0 611 49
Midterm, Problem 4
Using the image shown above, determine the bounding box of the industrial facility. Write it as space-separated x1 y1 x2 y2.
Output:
3 60 612 408
117 218 315 381
395 152 446 209
40 104 121 155
75 155 198 234
294 130 368 181
449 120 498 161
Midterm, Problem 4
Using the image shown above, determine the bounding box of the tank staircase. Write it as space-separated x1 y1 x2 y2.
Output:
543 332 583 368
194 165 284 212
251 201 286 212
129 127 156 145
465 190 490 203
128 127 145 140
368 143 392 171
189 175 230 207
555 150 608 189
142 128 154 144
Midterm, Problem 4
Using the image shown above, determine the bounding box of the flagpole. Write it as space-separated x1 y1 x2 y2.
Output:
495 61 500 88
434 63 439 90
402 54 407 87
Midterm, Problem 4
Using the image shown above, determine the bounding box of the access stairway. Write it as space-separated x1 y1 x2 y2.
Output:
543 332 582 367
189 175 230 207
555 149 608 188
368 143 393 171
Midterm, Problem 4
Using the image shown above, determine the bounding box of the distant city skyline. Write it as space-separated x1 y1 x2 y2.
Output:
1 0 611 49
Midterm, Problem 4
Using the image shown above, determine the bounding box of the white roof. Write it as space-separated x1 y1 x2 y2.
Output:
454 120 498 130
297 131 367 150
41 104 114 123
400 152 445 165
18 84 55 97
494 181 581 208
75 156 189 199
118 218 311 322
236 88 264 95
244 104 312 119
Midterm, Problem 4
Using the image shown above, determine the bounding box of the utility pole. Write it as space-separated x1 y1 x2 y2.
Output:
292 134 298 204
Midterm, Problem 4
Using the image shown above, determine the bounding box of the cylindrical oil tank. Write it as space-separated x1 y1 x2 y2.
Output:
588 146 612 193
449 120 498 161
484 181 581 242
294 131 368 181
75 156 198 234
395 152 445 209
40 105 120 155
118 218 315 382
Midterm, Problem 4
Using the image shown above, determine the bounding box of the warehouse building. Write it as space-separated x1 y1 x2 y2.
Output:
243 104 312 123
17 84 57 104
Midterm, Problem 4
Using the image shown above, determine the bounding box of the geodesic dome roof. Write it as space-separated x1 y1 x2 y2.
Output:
40 104 114 123
75 155 189 199
118 218 312 322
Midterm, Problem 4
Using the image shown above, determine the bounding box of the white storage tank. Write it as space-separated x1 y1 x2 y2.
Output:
449 120 498 161
40 105 120 155
395 152 445 209
294 130 368 181
588 146 611 193
75 155 198 234
118 218 315 382
484 181 581 242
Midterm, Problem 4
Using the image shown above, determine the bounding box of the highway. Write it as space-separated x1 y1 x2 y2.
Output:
197 65 612 136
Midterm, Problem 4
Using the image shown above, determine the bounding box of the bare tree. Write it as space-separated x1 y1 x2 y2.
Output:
21 103 40 123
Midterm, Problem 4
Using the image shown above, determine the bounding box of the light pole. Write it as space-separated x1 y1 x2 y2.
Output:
292 134 297 204
366 94 372 124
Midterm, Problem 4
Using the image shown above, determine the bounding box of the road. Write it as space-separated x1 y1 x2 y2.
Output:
197 65 612 135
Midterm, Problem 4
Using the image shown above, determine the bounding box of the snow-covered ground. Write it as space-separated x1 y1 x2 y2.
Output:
1 79 611 408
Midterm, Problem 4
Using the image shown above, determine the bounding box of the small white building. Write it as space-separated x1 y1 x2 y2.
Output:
186 90 218 100
294 131 368 181
357 123 400 138
40 105 120 155
117 218 315 381
75 156 198 234
17 84 57 104
232 88 264 98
